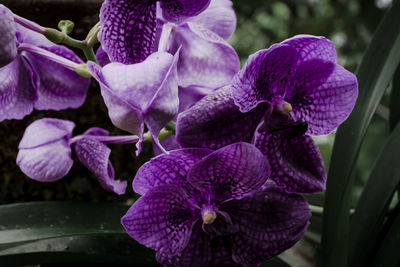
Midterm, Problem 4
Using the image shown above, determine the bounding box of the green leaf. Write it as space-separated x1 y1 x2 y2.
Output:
390 65 400 131
320 1 400 267
0 202 158 265
371 210 400 267
348 122 400 267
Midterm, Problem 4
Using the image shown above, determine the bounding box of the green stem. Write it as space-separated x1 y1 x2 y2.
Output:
82 46 98 63
44 27 99 64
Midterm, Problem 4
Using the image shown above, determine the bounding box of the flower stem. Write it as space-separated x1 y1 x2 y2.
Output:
18 43 92 78
44 26 99 65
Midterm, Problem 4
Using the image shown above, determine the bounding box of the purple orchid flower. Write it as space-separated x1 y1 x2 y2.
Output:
176 35 358 193
122 142 311 266
156 0 240 111
98 0 211 65
87 50 180 154
97 0 239 112
16 118 141 195
0 5 90 122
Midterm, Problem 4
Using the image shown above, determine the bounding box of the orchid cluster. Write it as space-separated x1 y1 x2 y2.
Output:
0 0 358 266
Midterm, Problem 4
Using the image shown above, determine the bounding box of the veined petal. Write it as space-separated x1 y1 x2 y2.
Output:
121 184 198 256
99 0 157 64
282 35 337 67
223 186 311 266
133 148 212 196
0 5 17 68
0 56 35 122
188 0 236 40
231 44 297 112
18 118 75 149
176 86 265 149
24 45 90 111
173 22 239 91
87 61 144 136
157 221 240 266
160 0 210 24
188 142 270 201
72 134 127 195
289 60 358 135
254 130 326 194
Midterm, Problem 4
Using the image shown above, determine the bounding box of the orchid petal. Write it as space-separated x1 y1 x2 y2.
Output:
173 22 239 91
17 139 73 182
282 35 337 67
254 130 326 193
24 45 90 111
176 86 265 149
121 184 198 256
289 60 358 135
223 186 311 266
188 142 270 201
157 221 240 266
189 0 236 40
87 61 144 136
231 44 297 112
18 118 75 149
0 56 36 121
133 148 212 195
0 5 17 68
160 0 210 24
72 134 127 195
16 118 75 182
99 0 157 64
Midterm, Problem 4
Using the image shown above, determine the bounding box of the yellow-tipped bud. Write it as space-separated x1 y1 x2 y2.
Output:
202 211 216 224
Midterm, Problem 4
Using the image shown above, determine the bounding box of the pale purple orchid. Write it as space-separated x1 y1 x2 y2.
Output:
177 35 358 193
156 0 239 111
98 0 211 65
16 118 140 195
97 0 240 112
87 50 180 154
0 5 90 122
122 142 311 266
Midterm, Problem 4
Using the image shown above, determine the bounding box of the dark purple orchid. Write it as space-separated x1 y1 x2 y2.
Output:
176 35 358 193
16 118 140 195
87 50 180 154
122 143 311 266
98 0 210 65
0 5 90 122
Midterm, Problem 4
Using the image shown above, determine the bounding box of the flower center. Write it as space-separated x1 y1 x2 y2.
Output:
201 206 217 224
273 99 292 116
